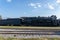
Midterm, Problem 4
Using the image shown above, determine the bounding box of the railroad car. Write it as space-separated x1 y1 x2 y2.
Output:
0 19 7 26
7 18 22 26
0 18 22 26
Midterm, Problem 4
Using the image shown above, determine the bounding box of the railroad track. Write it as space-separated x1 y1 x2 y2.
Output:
0 28 60 35
0 28 60 38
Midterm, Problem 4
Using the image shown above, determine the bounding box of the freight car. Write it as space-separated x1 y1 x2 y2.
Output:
0 15 59 26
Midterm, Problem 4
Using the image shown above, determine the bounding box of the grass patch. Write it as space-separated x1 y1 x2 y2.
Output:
0 26 60 29
0 37 60 40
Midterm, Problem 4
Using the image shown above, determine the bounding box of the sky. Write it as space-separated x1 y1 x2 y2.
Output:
0 0 60 19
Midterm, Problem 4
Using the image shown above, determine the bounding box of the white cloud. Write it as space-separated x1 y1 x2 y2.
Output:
36 3 41 7
48 4 54 10
56 0 60 3
38 5 41 7
6 0 12 2
28 3 41 8
34 6 37 8
30 3 36 7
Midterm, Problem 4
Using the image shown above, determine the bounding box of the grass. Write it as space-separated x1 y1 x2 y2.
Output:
0 26 60 29
0 37 60 40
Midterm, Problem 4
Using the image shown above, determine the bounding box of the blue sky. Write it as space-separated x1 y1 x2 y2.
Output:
0 0 60 19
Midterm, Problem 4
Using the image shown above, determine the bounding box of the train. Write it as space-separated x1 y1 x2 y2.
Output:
0 15 60 26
